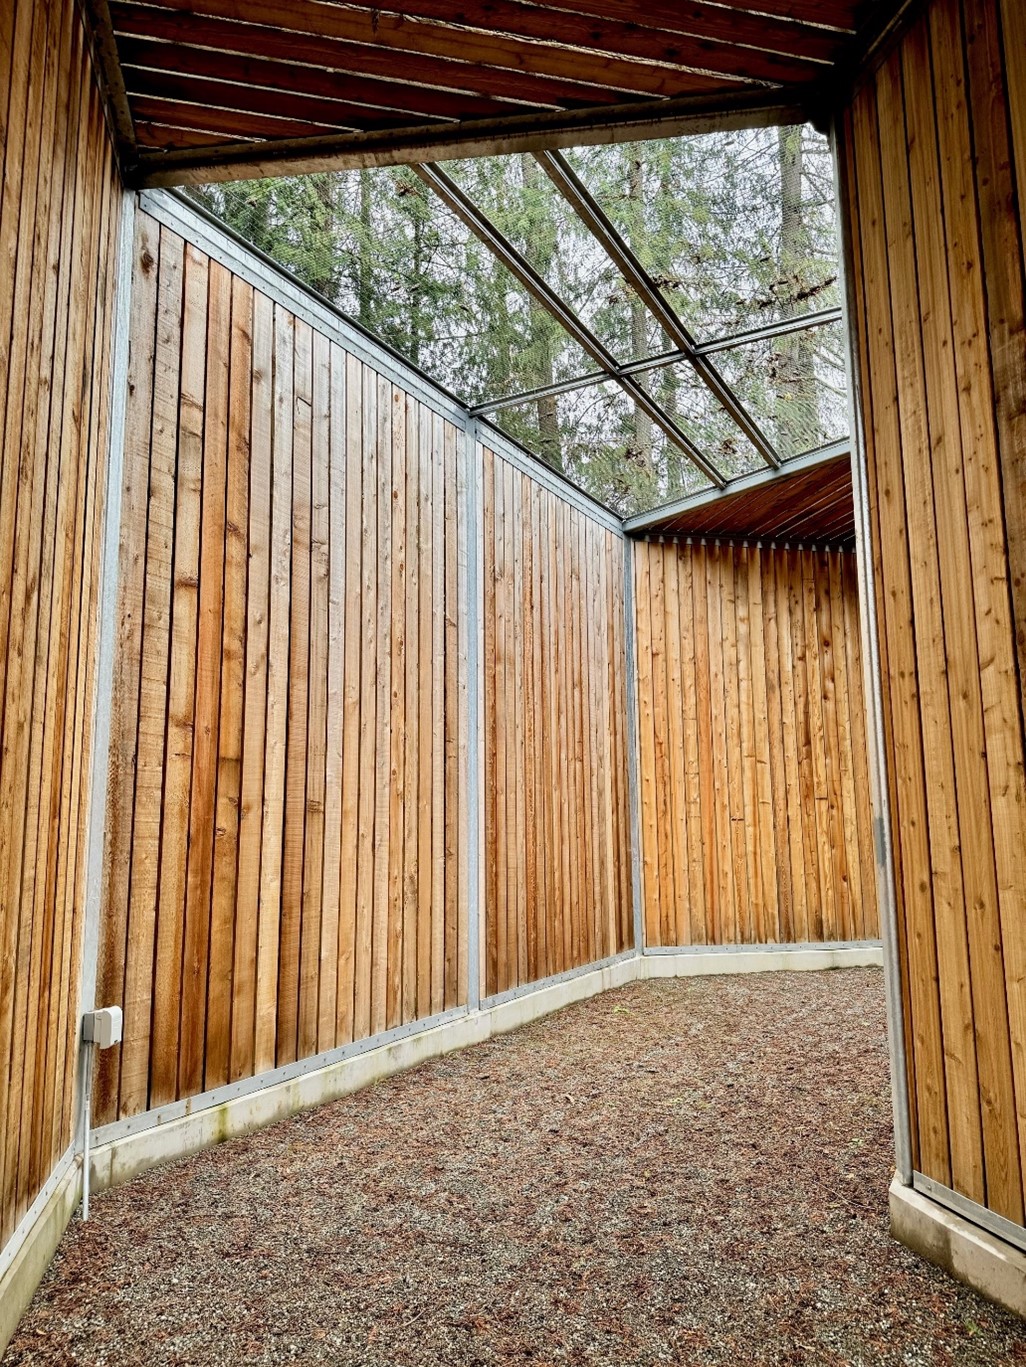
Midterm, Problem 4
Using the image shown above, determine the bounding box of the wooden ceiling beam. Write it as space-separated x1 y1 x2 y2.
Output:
121 68 447 131
129 95 352 141
117 36 545 120
132 89 804 187
110 7 643 109
115 0 746 98
80 0 138 167
313 0 829 85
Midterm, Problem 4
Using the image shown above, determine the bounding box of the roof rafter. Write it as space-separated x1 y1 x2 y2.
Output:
415 161 728 488
535 147 782 468
471 305 842 415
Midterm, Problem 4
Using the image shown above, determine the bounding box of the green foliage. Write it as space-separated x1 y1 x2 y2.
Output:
190 126 844 517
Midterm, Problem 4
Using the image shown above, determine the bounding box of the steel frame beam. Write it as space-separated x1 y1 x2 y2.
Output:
133 91 806 187
535 148 782 468
472 306 844 416
831 118 912 1187
694 305 842 356
415 162 727 488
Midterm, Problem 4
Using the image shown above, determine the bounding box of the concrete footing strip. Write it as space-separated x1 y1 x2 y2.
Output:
88 945 881 1190
890 1176 1026 1318
0 1152 81 1356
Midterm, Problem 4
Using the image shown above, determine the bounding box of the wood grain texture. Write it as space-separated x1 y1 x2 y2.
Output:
633 540 878 950
0 0 121 1250
94 216 470 1125
95 0 899 183
636 455 855 544
842 0 1026 1224
481 447 634 996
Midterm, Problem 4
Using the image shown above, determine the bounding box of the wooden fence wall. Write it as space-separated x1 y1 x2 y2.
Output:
481 448 633 996
633 539 877 949
0 0 122 1250
93 211 470 1127
841 0 1026 1226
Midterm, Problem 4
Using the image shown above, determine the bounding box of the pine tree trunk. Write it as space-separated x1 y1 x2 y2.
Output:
773 127 823 452
358 169 373 330
628 156 653 466
521 157 562 470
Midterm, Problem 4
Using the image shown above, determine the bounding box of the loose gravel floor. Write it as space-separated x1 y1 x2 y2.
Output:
9 969 1026 1366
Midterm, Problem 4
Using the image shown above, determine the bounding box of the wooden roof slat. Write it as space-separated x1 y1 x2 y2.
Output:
129 95 353 141
117 36 546 120
631 451 854 542
134 121 250 149
332 0 849 63
122 67 443 131
110 6 650 109
117 0 747 98
678 0 862 31
318 0 834 85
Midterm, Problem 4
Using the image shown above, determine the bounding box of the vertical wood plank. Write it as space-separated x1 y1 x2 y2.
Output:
149 242 207 1107
254 304 293 1074
205 274 252 1092
231 285 271 1083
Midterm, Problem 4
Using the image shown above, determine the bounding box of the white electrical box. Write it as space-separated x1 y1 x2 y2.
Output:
82 1006 123 1049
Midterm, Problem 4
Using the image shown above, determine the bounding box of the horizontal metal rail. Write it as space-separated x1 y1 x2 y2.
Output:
536 148 781 469
416 161 727 489
472 306 844 416
913 1172 1026 1256
694 305 842 356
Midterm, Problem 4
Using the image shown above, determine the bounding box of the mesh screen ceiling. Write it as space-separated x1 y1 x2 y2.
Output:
189 125 847 518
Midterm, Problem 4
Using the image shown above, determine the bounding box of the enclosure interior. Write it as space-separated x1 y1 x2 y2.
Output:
2 0 1026 1337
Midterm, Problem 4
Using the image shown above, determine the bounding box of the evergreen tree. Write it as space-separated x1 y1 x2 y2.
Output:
190 125 844 517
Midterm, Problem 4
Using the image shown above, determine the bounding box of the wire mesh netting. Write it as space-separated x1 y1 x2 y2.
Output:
562 129 841 340
490 378 715 518
444 154 672 366
186 123 848 518
714 319 849 460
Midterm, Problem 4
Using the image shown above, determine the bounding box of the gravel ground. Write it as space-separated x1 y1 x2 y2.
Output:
9 969 1026 1366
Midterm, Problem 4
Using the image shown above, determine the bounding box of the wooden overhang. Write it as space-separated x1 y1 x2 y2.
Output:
623 445 856 545
82 0 911 185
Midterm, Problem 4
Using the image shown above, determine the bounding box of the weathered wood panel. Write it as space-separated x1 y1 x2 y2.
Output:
841 0 1026 1225
481 447 633 996
94 215 469 1124
633 539 878 949
632 454 856 544
0 0 121 1250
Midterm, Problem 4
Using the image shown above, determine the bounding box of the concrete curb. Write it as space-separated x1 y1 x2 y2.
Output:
0 1154 81 1359
90 946 881 1195
889 1176 1026 1318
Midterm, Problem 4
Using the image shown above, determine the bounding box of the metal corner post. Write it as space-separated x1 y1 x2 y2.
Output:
830 120 913 1185
465 416 484 1012
622 537 645 956
75 188 137 1154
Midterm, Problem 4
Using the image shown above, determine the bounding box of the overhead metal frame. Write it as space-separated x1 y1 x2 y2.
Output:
472 306 843 417
411 149 847 507
415 161 728 488
536 148 782 469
